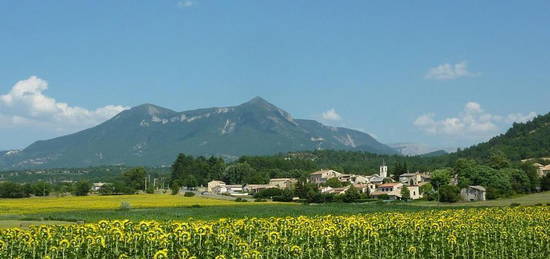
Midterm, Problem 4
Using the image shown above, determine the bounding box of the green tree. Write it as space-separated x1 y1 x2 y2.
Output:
32 182 52 197
73 181 91 196
170 180 182 195
438 185 460 203
325 177 343 188
222 163 256 184
509 168 531 194
99 184 115 195
342 185 361 203
419 182 433 194
400 186 411 201
182 175 199 188
392 161 408 181
123 167 147 191
488 150 511 169
431 168 452 190
0 182 30 198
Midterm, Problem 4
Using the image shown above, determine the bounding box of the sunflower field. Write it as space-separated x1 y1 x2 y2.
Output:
1 207 549 258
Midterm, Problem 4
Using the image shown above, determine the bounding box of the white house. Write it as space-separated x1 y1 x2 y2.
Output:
211 185 228 194
208 180 226 193
406 185 422 200
92 182 107 192
370 183 403 200
225 184 244 193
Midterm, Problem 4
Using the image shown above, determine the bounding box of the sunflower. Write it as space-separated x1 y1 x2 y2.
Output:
59 239 70 249
268 231 280 243
153 249 169 259
290 245 302 256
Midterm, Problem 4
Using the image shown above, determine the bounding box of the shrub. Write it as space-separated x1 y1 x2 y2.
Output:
342 186 361 203
510 203 521 207
254 198 267 202
377 194 390 200
184 192 195 197
73 181 91 196
235 198 248 202
438 185 460 203
253 188 283 199
119 201 132 211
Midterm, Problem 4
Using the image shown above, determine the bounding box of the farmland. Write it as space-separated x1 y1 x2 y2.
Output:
1 207 549 258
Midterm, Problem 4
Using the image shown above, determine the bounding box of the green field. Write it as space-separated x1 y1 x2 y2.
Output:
5 203 450 223
410 191 550 207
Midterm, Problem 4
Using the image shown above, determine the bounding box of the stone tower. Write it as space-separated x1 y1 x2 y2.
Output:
379 160 388 178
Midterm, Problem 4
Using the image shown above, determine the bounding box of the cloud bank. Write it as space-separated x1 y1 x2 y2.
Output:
0 76 128 132
177 1 194 8
425 61 477 80
322 108 342 121
414 102 537 139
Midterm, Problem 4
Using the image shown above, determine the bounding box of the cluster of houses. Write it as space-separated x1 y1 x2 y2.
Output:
310 164 429 200
207 178 297 196
207 162 461 201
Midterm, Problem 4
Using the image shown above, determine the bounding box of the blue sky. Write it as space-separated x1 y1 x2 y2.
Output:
1 0 549 151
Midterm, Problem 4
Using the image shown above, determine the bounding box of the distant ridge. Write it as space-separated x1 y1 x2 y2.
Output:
0 97 397 169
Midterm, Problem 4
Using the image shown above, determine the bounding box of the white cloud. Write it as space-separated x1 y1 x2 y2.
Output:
0 76 128 131
322 108 342 121
414 102 536 138
177 0 194 8
425 61 477 80
506 112 537 124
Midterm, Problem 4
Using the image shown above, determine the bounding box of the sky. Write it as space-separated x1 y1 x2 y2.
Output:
1 0 549 151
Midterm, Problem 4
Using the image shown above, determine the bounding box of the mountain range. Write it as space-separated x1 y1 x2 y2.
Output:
0 97 397 169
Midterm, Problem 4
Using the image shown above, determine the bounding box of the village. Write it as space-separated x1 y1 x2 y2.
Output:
205 162 496 202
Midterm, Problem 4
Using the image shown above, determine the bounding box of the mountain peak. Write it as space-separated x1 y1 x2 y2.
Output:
243 96 271 106
120 103 176 118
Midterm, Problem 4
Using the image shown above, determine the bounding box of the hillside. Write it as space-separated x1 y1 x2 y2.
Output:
0 97 396 169
454 112 550 161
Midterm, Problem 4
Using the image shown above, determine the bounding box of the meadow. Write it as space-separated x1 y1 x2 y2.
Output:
1 207 549 258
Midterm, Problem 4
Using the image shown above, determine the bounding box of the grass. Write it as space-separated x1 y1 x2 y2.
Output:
410 191 550 207
7 203 452 223
0 193 285 215
1 192 549 227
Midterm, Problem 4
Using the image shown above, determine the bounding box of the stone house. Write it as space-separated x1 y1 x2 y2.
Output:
243 184 272 193
399 172 422 186
309 170 342 184
406 185 422 200
460 185 486 201
541 165 550 177
269 178 297 189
